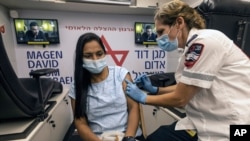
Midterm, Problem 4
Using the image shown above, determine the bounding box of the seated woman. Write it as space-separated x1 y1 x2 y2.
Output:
68 32 143 141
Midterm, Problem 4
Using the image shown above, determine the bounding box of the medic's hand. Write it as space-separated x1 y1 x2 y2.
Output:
134 74 158 94
125 79 147 104
134 74 147 84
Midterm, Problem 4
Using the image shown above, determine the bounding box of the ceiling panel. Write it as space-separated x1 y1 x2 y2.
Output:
0 0 202 15
0 0 154 15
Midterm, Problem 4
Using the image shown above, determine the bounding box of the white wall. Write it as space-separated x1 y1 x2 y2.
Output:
0 5 17 72
2 8 179 88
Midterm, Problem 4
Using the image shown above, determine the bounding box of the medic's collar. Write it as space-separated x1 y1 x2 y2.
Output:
185 34 198 47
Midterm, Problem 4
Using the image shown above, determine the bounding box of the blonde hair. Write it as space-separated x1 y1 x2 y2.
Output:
154 0 206 30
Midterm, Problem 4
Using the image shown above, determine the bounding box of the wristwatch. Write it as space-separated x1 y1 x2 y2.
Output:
122 136 136 141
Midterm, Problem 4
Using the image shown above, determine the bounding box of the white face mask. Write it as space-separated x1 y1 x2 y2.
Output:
82 56 107 74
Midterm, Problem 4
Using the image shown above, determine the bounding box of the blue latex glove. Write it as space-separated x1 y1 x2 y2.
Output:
125 79 147 104
134 74 147 84
134 74 158 94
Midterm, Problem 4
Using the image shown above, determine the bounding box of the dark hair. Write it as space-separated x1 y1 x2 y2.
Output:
74 32 106 119
145 25 152 30
29 22 38 27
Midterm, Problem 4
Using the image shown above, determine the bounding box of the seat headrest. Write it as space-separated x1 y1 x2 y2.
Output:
198 0 250 15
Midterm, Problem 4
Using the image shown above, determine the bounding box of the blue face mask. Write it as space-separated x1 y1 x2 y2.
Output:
82 57 107 74
156 29 178 52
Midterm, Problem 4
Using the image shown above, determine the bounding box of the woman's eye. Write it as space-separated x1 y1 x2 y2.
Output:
96 51 104 56
97 53 103 57
83 55 91 58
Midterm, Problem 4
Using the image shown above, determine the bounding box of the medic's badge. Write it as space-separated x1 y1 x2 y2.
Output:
184 43 204 68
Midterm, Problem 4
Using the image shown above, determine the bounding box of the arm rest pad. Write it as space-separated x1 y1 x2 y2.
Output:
29 68 59 77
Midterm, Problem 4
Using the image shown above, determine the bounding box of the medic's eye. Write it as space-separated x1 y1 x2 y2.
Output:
156 29 164 36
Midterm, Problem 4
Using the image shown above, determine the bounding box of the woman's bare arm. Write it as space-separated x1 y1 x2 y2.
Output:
122 73 140 137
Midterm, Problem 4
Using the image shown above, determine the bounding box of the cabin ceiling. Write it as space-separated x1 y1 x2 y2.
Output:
0 0 202 16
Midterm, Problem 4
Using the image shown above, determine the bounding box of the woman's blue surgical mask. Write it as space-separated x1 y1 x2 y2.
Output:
82 56 107 74
156 28 178 52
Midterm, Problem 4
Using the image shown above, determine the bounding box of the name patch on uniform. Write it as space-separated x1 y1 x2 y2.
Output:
184 43 204 68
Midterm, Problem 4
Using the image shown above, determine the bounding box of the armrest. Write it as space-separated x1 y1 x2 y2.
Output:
29 68 59 121
29 68 59 78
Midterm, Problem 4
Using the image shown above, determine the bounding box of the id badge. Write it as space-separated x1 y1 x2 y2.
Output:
186 129 197 137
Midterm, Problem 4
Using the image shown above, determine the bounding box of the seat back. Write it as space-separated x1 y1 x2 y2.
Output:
197 0 250 57
0 33 55 120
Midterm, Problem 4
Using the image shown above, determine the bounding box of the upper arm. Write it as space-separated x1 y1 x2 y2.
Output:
174 82 200 106
122 73 139 110
122 72 132 91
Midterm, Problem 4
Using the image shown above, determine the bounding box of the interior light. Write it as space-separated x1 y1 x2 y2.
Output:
54 0 66 3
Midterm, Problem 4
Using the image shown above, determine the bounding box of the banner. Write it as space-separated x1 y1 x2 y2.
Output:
15 11 179 87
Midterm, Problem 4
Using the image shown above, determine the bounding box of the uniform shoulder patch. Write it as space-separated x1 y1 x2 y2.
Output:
184 43 204 68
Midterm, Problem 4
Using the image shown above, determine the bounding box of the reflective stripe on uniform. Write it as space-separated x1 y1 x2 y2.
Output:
182 70 214 82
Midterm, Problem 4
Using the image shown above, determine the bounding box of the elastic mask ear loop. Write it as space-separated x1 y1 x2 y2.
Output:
175 30 180 39
167 26 173 35
168 26 179 41
174 22 180 38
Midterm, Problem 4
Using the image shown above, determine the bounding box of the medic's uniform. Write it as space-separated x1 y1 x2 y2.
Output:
175 28 250 141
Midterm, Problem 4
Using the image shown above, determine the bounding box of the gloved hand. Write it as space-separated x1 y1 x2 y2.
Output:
134 74 158 94
125 79 147 104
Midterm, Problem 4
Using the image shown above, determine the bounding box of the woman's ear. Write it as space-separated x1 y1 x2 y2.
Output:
176 17 184 29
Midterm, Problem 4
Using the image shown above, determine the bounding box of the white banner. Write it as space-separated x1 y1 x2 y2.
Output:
14 10 179 88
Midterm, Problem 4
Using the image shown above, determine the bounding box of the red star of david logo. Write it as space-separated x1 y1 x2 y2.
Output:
101 35 129 66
